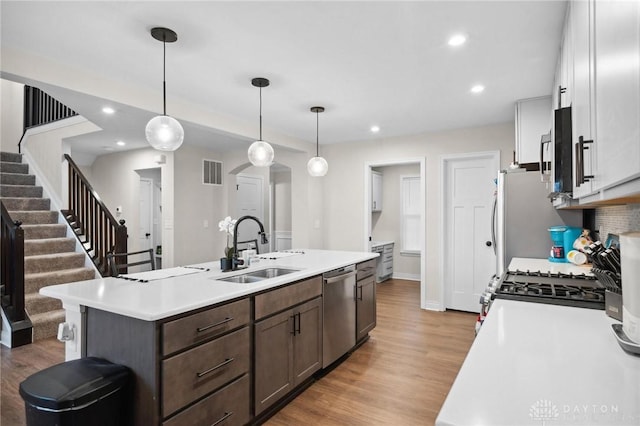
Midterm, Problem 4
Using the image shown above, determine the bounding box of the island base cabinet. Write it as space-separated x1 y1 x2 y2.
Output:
292 297 322 384
356 275 376 342
162 327 250 418
163 374 250 426
254 297 322 416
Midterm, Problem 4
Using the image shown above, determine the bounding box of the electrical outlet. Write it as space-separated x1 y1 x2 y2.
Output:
204 220 209 228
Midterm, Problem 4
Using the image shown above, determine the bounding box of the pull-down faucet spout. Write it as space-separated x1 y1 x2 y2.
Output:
232 215 268 270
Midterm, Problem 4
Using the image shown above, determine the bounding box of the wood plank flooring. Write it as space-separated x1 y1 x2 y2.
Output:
266 279 476 425
0 279 476 426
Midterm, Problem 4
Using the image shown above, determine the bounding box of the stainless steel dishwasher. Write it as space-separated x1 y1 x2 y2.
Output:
322 265 357 368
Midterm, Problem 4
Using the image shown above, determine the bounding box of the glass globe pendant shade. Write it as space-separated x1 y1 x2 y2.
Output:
307 156 328 177
248 140 275 167
145 115 184 152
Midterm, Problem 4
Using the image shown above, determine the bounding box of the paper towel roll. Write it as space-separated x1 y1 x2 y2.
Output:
621 231 640 344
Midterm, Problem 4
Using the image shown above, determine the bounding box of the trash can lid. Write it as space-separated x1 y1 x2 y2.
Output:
19 357 130 411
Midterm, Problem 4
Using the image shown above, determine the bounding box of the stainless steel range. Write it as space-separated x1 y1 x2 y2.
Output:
494 270 605 310
478 270 605 332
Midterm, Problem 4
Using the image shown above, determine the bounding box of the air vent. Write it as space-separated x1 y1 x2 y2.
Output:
203 159 223 186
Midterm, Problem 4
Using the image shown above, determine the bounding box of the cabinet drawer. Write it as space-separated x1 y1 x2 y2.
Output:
382 260 393 276
162 327 250 417
357 259 376 281
163 298 250 355
163 374 250 426
383 244 394 254
382 252 393 262
255 276 322 320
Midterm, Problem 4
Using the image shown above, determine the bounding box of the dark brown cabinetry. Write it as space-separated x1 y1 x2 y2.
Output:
86 298 251 426
254 277 322 416
356 259 377 342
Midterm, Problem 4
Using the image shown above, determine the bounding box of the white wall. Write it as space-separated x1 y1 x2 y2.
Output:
1 79 24 153
89 148 176 267
272 169 292 231
172 144 226 265
323 122 515 305
371 163 421 278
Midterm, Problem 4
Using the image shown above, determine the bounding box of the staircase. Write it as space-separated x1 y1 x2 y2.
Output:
1 152 95 341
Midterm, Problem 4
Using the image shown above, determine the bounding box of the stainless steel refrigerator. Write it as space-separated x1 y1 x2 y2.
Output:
493 169 582 275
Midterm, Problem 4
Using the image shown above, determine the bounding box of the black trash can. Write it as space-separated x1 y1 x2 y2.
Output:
19 357 131 426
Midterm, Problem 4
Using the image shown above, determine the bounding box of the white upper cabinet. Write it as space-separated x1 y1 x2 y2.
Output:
515 96 552 165
371 171 382 212
592 0 640 193
571 0 596 198
555 0 640 205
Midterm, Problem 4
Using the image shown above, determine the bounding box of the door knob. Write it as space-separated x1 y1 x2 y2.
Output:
145 233 151 238
485 241 492 247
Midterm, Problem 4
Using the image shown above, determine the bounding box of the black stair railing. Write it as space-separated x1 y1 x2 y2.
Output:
0 200 32 347
62 154 127 276
19 86 78 153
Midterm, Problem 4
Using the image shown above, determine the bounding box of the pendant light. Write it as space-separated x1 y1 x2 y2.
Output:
247 77 275 167
145 27 184 152
307 106 329 177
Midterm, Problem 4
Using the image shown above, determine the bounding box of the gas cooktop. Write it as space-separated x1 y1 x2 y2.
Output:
494 269 605 310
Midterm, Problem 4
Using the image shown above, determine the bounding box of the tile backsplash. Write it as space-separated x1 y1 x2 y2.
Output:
594 203 640 240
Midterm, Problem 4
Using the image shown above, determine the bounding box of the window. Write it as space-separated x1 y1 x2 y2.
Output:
401 175 420 254
202 159 223 185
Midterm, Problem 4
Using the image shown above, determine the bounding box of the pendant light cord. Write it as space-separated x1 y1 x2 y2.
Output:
316 110 320 157
259 86 263 140
162 37 167 116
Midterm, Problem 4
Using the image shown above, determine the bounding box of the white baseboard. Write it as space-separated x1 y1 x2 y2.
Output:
391 272 420 281
423 300 444 311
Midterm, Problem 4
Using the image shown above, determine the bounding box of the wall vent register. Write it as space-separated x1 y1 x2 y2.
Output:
203 159 223 185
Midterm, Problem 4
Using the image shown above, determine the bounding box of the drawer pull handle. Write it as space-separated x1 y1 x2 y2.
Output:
210 411 234 426
197 358 234 378
196 317 233 333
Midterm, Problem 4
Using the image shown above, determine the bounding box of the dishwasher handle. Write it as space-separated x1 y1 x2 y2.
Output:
324 270 356 284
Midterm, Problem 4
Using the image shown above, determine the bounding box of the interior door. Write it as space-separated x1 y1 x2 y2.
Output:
236 174 265 252
139 178 153 251
444 153 498 313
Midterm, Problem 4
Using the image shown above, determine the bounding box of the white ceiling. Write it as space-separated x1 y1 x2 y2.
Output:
1 1 567 159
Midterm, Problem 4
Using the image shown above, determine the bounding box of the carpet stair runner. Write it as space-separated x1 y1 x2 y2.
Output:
0 152 95 341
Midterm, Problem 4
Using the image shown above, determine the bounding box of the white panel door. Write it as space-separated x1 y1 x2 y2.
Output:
444 154 498 313
139 178 153 251
236 174 265 251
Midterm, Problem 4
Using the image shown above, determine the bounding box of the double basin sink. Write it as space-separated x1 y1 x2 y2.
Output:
216 267 299 284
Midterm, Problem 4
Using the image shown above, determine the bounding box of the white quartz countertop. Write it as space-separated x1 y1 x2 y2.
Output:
41 249 377 321
509 257 594 276
436 299 640 425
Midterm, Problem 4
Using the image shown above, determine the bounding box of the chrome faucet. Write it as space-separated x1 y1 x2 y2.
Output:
232 215 268 270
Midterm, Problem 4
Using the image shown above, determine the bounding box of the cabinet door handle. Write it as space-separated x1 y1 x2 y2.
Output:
577 136 594 185
296 312 301 335
196 358 234 378
290 315 297 336
196 317 233 333
210 411 234 426
358 285 364 301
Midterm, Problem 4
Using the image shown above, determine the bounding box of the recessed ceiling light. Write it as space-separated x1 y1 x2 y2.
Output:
102 106 115 114
371 126 380 133
448 34 467 47
116 141 126 146
470 85 485 94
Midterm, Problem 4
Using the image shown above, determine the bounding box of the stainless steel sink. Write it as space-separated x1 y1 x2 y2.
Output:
217 274 265 284
246 268 299 279
216 268 299 284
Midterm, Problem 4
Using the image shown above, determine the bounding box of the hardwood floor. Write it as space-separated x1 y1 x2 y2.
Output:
1 337 64 425
0 279 476 426
266 279 476 426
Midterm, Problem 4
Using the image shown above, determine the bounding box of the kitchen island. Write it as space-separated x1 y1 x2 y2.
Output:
436 299 640 425
41 249 378 426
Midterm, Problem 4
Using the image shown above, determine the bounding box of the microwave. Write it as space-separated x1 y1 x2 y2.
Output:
553 106 573 194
